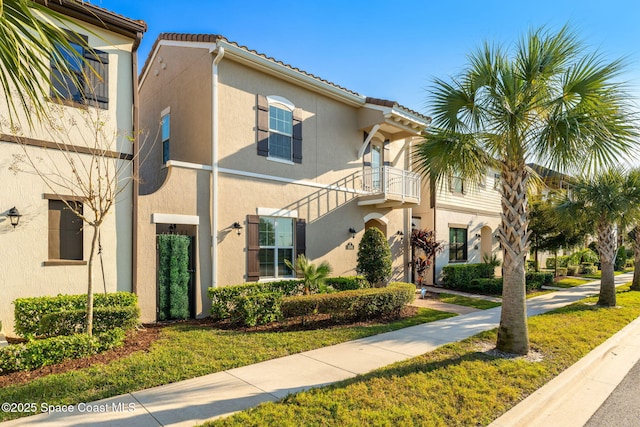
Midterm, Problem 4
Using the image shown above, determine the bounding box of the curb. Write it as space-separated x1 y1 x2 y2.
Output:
489 314 640 427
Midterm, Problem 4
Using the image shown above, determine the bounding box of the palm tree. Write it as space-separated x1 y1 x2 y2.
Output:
415 26 638 354
0 0 90 123
560 169 640 306
285 255 332 295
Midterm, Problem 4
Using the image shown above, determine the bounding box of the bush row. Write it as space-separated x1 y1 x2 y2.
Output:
14 292 138 337
0 329 126 374
208 277 369 320
224 283 414 327
441 263 495 289
463 272 554 295
37 307 140 337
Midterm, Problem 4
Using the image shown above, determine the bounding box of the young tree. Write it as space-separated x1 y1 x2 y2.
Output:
8 103 139 335
357 227 392 287
629 226 640 291
559 169 640 306
415 26 638 354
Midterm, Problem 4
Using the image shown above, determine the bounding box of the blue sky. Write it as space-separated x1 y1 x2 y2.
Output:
97 0 640 115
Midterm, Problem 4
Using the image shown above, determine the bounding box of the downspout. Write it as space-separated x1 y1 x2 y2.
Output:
210 46 225 288
131 30 143 294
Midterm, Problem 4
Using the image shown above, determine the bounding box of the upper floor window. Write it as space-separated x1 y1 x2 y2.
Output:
161 109 170 164
450 172 464 194
51 33 109 109
494 173 501 190
256 95 302 163
268 105 293 161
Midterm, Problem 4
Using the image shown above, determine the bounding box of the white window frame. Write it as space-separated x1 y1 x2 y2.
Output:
266 96 294 163
258 216 295 279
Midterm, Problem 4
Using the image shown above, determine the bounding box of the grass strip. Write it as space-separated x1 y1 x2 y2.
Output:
0 308 455 422
438 293 501 309
205 286 640 427
554 278 593 288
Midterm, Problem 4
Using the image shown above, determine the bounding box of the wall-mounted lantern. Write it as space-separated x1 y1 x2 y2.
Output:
348 227 357 239
232 222 243 235
7 207 21 228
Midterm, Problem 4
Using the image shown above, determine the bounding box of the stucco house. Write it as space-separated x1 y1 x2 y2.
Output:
413 169 503 284
0 2 146 334
136 34 429 323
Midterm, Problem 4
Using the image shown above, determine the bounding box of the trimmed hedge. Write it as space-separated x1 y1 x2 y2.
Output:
14 292 138 338
208 280 302 320
441 263 495 289
324 276 370 291
230 293 282 327
37 306 140 337
280 282 415 322
546 256 570 269
464 272 553 295
567 265 580 276
0 328 126 374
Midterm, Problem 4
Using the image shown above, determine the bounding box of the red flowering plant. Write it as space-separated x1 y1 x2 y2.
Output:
410 229 444 285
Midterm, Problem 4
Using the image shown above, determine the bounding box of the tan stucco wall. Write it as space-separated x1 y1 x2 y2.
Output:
136 43 416 322
0 20 136 335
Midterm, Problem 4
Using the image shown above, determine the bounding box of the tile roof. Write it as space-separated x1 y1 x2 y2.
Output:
142 33 430 124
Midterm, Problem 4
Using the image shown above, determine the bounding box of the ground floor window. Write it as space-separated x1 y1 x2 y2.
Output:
48 199 83 260
449 227 467 262
259 216 294 278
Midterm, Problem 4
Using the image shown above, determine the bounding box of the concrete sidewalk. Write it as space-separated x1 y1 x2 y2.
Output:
1 273 634 427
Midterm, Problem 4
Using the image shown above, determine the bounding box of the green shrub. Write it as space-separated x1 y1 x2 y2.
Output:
468 278 503 295
526 260 537 272
230 293 282 327
568 249 599 265
579 263 598 275
567 265 580 276
555 267 568 277
37 306 140 337
0 329 125 374
208 280 302 320
546 256 570 269
324 276 369 291
525 272 553 290
441 263 495 289
13 292 138 338
615 246 627 271
357 227 392 286
280 283 415 322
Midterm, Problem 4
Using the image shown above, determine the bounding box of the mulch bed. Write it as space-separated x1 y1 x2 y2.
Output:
0 306 420 387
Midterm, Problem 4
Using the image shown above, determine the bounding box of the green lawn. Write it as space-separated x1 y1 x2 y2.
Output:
438 293 501 309
205 285 640 427
554 277 593 288
583 269 632 279
0 308 455 422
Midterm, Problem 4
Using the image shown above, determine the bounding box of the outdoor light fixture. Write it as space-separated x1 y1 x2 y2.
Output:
396 230 404 237
349 227 356 239
7 207 21 228
232 222 243 235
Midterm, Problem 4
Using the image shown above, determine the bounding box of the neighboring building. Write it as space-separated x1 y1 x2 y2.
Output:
413 169 503 284
136 34 429 323
0 2 146 334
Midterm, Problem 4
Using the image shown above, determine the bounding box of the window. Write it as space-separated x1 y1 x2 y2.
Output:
256 95 302 163
51 33 109 109
258 217 294 278
48 199 83 261
449 227 467 262
450 173 464 194
268 106 293 161
494 173 501 190
161 112 170 164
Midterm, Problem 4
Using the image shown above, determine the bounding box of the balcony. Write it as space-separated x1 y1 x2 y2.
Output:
358 166 421 207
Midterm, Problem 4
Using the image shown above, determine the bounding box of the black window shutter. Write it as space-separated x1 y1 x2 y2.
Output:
295 219 306 258
383 139 391 166
247 215 260 282
256 95 269 157
292 109 303 163
84 49 109 109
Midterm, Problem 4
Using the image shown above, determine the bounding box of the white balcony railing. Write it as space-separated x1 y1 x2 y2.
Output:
361 166 421 202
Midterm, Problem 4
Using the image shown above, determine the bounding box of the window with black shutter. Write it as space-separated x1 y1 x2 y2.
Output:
256 95 302 163
51 33 109 109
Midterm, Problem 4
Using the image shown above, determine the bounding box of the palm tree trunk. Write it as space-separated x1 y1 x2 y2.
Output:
631 227 640 291
86 225 98 336
496 163 530 355
597 221 617 307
